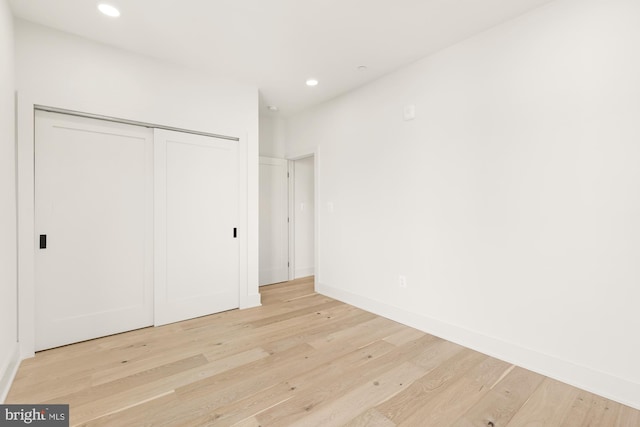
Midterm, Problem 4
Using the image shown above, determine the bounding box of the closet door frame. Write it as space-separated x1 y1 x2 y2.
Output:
16 102 258 358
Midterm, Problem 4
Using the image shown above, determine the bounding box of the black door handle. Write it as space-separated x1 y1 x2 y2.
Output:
40 234 47 249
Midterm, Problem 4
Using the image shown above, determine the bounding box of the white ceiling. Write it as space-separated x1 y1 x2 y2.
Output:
9 0 555 116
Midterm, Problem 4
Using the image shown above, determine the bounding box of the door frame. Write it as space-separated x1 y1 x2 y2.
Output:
286 147 320 285
17 99 257 358
287 160 295 281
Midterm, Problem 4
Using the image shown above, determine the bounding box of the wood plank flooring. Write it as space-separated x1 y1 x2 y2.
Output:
7 277 640 426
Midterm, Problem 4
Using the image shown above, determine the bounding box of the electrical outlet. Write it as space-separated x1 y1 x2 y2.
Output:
398 275 407 288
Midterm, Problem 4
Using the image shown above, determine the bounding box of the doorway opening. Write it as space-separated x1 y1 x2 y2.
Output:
289 155 315 280
258 152 316 287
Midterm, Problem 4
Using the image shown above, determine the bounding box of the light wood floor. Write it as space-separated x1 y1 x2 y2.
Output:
7 277 640 426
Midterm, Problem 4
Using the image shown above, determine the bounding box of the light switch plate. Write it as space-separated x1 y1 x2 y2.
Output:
403 104 416 121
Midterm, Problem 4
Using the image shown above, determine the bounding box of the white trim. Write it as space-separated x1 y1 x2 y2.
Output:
239 132 259 308
313 151 319 286
317 281 640 411
287 160 295 281
17 94 36 359
0 343 20 403
295 267 315 279
153 128 168 324
242 130 261 309
244 293 262 308
259 269 289 287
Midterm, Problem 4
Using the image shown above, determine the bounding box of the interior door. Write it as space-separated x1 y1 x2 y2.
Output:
35 110 154 351
259 157 289 285
293 156 315 279
154 129 239 326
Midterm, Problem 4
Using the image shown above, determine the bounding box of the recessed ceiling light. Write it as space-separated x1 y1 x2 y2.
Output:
306 79 319 87
98 3 120 17
267 106 279 112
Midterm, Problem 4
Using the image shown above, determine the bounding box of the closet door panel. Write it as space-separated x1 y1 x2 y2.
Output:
35 110 153 351
154 129 239 326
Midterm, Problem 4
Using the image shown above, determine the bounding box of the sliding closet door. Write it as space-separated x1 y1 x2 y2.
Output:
35 111 154 351
154 129 240 326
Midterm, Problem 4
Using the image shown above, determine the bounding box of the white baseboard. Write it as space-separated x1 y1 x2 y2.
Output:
317 282 640 411
259 268 289 286
0 343 20 403
241 293 262 309
295 267 314 279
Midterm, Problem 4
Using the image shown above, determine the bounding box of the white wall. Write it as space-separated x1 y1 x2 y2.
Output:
0 0 18 402
259 114 286 158
286 0 640 409
15 19 261 357
293 156 314 278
